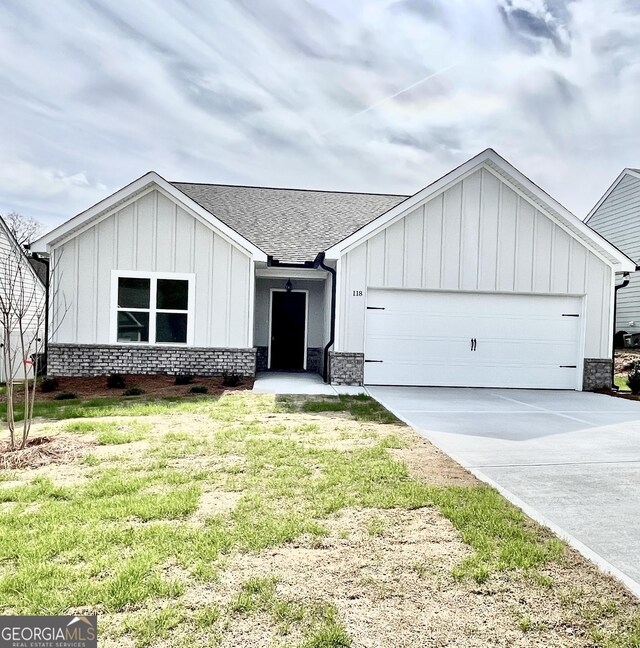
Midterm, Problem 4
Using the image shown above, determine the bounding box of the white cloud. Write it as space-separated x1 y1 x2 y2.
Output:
0 0 639 225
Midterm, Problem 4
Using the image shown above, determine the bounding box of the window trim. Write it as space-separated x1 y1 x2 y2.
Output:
110 270 195 345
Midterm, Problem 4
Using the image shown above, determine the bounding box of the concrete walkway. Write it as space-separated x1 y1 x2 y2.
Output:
367 386 640 597
252 372 366 395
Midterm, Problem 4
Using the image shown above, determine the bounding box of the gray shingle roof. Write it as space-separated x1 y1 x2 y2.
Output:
171 182 409 263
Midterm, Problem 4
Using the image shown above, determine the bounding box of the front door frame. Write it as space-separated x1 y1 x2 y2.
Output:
268 288 308 370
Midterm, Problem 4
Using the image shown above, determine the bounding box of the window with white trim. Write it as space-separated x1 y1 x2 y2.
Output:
115 273 193 344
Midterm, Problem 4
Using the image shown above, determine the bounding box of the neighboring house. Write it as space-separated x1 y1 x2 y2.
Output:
0 216 46 383
585 169 640 343
31 149 635 391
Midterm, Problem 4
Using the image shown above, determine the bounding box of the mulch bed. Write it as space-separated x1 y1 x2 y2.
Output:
597 388 640 401
615 349 640 374
0 435 91 470
14 374 254 402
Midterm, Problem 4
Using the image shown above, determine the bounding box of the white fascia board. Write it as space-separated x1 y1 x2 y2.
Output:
585 168 640 223
31 172 158 252
31 171 268 262
325 148 636 272
256 267 328 281
484 152 636 272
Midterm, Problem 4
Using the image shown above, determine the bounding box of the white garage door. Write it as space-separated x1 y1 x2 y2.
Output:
364 289 583 389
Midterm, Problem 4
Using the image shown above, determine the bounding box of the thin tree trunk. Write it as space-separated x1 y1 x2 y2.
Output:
19 320 30 450
3 322 15 451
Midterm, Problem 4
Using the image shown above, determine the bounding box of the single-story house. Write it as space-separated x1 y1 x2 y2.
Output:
31 149 635 390
0 216 46 382
585 169 640 344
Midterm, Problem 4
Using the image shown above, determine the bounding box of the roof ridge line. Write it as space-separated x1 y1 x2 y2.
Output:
170 180 410 198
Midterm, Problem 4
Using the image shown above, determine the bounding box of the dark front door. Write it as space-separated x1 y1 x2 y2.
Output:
270 291 306 370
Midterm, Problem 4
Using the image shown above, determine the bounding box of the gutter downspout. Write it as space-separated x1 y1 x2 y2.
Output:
313 252 336 383
28 251 49 376
612 272 632 390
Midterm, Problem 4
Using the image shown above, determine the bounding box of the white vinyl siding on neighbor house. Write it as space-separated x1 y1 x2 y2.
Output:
587 172 640 333
337 167 613 365
50 189 253 348
0 223 45 382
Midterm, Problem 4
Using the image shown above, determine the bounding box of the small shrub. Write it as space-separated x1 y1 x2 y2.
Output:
175 374 194 385
107 373 125 389
40 377 60 393
222 372 241 387
123 387 144 396
54 391 77 400
627 361 640 395
190 385 208 394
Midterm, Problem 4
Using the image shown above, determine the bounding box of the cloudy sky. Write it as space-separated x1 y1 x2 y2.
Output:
1 0 639 229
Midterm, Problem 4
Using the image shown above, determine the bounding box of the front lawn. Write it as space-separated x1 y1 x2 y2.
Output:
0 392 639 646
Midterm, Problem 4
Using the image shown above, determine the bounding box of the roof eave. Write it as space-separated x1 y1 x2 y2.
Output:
325 148 637 271
31 172 268 262
585 168 640 224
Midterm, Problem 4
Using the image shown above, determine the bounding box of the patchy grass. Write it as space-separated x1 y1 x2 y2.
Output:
284 394 400 424
614 375 629 391
1 395 221 423
0 392 638 646
64 420 150 445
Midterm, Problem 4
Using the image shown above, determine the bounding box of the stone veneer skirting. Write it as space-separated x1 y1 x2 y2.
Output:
583 358 612 391
306 348 323 375
329 352 364 386
256 346 269 372
255 346 324 375
48 344 256 377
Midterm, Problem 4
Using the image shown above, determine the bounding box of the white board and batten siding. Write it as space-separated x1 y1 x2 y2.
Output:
587 172 640 333
50 188 253 348
336 167 614 389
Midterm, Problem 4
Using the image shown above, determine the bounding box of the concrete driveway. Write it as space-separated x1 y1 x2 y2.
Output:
367 386 640 596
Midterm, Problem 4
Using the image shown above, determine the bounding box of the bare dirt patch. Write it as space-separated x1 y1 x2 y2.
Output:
27 459 91 487
185 507 639 647
91 438 149 459
390 438 479 487
0 434 92 470
191 490 243 521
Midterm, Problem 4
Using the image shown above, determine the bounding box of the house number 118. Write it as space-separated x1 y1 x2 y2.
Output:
352 290 363 297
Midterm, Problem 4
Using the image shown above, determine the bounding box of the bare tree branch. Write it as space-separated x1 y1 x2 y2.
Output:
0 240 47 450
3 212 44 247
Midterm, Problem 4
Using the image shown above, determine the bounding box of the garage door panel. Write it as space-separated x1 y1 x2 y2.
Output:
478 339 579 363
365 335 471 361
471 317 578 340
366 312 470 337
365 360 577 389
364 289 582 389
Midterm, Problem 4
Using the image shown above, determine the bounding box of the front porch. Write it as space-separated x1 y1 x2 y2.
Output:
253 267 331 377
252 371 366 395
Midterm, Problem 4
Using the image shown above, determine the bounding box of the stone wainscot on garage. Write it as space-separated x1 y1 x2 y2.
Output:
31 149 635 391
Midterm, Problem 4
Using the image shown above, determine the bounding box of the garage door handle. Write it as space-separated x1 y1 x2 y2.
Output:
365 359 383 363
560 365 577 368
470 338 477 351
